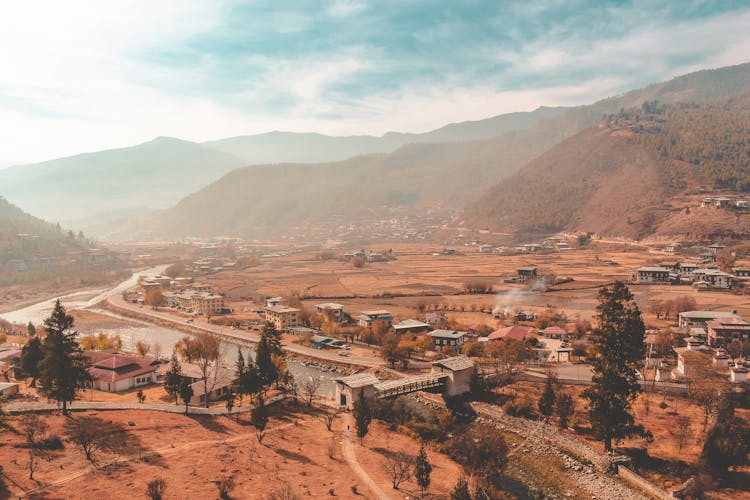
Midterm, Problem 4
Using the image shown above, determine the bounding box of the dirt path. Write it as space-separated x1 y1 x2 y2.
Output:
341 413 390 500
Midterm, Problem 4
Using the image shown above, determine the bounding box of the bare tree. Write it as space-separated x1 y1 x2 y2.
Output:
64 416 126 465
20 414 48 480
382 450 413 490
265 483 299 500
176 334 224 407
672 415 692 452
146 478 167 500
135 341 151 357
301 377 321 406
321 410 339 432
216 476 235 499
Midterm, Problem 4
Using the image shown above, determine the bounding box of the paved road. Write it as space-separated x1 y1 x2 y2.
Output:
5 400 256 415
106 294 383 367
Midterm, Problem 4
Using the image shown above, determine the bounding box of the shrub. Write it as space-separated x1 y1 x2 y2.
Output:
502 398 536 418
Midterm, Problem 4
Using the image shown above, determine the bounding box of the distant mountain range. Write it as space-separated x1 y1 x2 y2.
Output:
149 62 750 241
0 106 565 232
2 62 750 242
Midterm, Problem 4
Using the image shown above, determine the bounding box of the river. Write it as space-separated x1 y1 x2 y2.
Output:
0 266 339 396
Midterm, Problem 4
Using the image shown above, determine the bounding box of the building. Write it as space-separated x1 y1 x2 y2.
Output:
0 347 22 378
315 303 345 322
514 310 536 322
733 267 750 278
0 382 19 397
266 296 284 308
358 310 393 328
181 364 234 406
264 305 301 329
705 317 750 347
516 266 537 283
673 347 712 380
393 319 431 335
86 350 159 392
425 312 446 325
430 356 474 396
708 244 725 254
488 325 528 341
693 269 734 289
701 198 715 207
164 290 224 316
334 373 380 409
678 310 740 329
636 267 671 283
428 329 466 350
542 326 567 339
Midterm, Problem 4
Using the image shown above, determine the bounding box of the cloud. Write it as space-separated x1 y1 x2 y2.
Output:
1 1 750 166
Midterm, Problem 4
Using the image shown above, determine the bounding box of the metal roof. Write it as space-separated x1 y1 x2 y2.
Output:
336 373 380 389
432 356 474 372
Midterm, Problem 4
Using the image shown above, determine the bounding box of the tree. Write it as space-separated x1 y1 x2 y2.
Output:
672 415 692 452
233 348 260 405
380 333 405 368
468 365 486 398
451 477 472 500
383 450 412 490
226 391 235 414
65 416 125 465
446 425 508 492
136 389 146 404
689 364 729 432
582 282 648 452
301 377 321 406
21 336 43 387
352 389 372 444
699 397 750 478
414 444 432 496
178 378 194 414
144 289 163 309
20 413 47 480
538 372 557 418
146 478 167 500
176 334 222 407
135 341 151 357
556 392 574 429
255 332 278 390
321 410 338 432
262 321 283 356
163 353 183 405
27 322 36 336
216 476 235 500
38 300 92 415
251 396 268 444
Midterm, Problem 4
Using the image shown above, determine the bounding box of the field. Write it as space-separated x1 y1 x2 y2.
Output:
200 241 750 328
0 403 463 499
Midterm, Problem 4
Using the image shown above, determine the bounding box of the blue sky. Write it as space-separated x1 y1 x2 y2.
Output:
1 0 750 166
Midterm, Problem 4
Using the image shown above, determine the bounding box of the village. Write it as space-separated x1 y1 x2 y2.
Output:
1 236 749 498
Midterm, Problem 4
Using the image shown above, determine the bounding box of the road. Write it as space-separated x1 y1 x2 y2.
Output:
341 413 391 500
106 293 383 367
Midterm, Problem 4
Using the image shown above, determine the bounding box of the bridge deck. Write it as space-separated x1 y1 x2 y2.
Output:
374 372 448 398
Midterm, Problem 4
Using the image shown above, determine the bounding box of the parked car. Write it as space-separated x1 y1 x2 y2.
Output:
337 351 349 357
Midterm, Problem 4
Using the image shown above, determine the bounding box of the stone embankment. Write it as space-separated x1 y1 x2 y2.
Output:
471 402 650 500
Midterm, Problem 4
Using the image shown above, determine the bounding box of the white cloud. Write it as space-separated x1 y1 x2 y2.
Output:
327 0 367 18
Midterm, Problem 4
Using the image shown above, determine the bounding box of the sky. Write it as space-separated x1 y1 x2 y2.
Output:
1 0 750 167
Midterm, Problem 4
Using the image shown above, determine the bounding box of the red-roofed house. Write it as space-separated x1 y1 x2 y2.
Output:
86 350 159 392
488 326 528 341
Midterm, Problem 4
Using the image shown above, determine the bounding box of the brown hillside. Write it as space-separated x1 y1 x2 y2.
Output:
467 124 667 239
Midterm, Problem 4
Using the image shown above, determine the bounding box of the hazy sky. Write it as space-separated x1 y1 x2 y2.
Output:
2 0 750 167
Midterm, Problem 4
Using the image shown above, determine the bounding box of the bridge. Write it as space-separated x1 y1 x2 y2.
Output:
334 356 474 408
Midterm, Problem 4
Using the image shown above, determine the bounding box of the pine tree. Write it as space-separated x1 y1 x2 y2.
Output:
582 282 648 451
414 444 432 496
27 322 36 336
178 377 193 414
538 373 557 418
251 395 268 443
556 392 574 429
38 300 91 415
262 321 283 357
256 333 278 390
451 478 472 500
163 353 183 404
21 336 43 387
469 365 485 398
352 389 372 444
699 397 750 478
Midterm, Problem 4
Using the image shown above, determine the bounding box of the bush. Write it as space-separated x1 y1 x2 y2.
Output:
39 435 64 450
502 398 536 418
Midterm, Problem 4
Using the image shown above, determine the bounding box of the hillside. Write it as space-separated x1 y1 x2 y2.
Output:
467 95 750 240
0 196 87 263
149 63 750 240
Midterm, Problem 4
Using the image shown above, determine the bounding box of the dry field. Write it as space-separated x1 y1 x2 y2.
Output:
201 241 750 327
0 403 462 499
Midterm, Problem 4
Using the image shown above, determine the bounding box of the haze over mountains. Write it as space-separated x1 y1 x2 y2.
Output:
2 62 750 242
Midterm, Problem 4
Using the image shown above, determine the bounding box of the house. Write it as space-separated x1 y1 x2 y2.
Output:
735 200 748 209
425 312 446 325
701 198 715 207
264 305 301 330
516 267 537 283
358 310 393 328
678 263 699 275
0 347 22 378
730 366 748 383
488 325 528 341
515 310 536 322
636 267 670 283
673 347 713 380
393 319 431 335
663 243 681 254
714 198 731 208
315 303 345 322
733 267 750 278
428 329 466 350
705 317 750 347
479 244 494 253
367 252 385 262
181 364 234 406
542 326 567 339
85 350 159 392
431 356 475 396
163 290 224 316
678 310 740 329
265 296 284 308
693 269 733 289
708 244 725 254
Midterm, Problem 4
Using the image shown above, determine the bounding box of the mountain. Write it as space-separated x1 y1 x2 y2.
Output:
204 106 566 164
149 62 750 240
0 107 566 234
0 196 86 263
0 137 246 228
466 95 750 240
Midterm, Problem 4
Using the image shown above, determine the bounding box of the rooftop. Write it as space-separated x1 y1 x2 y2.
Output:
488 325 528 341
428 329 466 339
432 356 475 371
265 305 301 314
394 319 430 329
679 310 740 319
337 373 381 389
316 302 345 310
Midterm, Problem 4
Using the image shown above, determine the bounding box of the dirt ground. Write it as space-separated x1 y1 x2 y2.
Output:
496 380 750 498
0 403 462 499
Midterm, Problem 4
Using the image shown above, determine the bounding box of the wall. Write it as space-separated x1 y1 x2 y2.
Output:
617 465 671 499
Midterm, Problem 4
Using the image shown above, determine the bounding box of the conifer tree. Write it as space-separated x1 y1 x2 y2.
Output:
21 336 43 388
163 353 182 404
414 444 432 496
352 389 372 444
538 372 557 418
451 478 472 500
